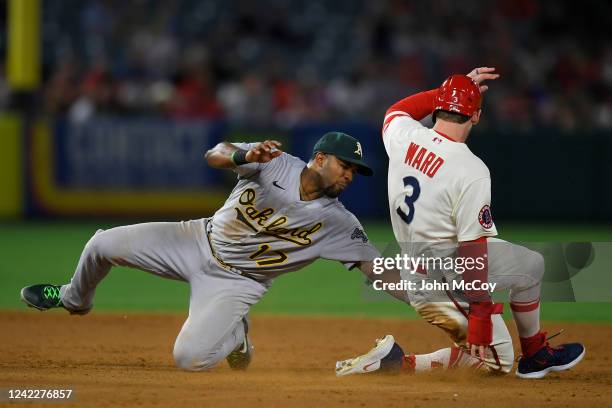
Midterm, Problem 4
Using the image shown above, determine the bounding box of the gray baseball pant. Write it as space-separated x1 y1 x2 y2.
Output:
59 218 268 371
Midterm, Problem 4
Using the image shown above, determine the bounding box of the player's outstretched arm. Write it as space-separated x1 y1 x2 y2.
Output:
357 261 408 303
204 140 283 169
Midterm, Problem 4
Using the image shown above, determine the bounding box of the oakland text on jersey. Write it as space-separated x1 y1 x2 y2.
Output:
235 188 323 246
404 142 444 178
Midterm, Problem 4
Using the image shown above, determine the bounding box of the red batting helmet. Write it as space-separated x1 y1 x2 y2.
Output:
433 75 481 118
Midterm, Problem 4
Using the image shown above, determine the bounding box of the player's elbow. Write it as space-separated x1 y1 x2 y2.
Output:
205 142 236 169
203 146 217 164
204 144 225 168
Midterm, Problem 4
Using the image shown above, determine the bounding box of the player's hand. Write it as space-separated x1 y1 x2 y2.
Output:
245 140 283 163
466 67 500 93
466 301 502 361
466 342 487 360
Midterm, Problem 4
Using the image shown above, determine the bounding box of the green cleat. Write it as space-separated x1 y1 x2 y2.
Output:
226 316 253 370
20 284 64 311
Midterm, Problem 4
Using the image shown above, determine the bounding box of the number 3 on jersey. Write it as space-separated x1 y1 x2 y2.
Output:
396 176 421 224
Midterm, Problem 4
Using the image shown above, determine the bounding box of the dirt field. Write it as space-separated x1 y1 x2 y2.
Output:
1 311 610 407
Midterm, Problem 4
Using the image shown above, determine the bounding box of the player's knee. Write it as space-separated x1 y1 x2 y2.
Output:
173 345 220 372
416 304 467 344
173 349 205 371
527 250 545 282
84 229 115 260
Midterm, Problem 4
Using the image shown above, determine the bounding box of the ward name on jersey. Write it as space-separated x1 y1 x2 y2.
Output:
403 141 445 178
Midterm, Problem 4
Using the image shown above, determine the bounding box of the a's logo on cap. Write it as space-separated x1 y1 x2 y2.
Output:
354 141 362 157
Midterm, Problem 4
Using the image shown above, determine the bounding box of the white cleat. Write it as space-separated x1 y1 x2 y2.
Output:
335 335 404 377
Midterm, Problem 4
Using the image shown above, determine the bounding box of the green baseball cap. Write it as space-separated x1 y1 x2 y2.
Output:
312 132 374 176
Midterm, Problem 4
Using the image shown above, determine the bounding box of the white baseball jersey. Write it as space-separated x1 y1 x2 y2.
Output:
382 111 498 249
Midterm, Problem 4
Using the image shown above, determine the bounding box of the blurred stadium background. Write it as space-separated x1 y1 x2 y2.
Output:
0 0 611 320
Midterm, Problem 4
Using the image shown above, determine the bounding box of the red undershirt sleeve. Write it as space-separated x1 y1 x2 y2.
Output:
383 89 438 127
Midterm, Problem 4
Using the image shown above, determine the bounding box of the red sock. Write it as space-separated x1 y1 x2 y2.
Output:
520 331 547 357
402 355 416 373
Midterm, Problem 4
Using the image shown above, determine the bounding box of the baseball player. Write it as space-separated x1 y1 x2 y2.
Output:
335 67 585 379
20 132 401 371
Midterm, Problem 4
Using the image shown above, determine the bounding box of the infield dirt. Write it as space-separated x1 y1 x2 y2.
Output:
1 311 610 407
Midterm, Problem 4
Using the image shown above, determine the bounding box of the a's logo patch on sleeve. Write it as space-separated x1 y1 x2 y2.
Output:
478 205 494 229
350 227 369 243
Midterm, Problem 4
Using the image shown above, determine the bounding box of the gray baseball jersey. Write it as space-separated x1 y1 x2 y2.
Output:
57 141 380 371
209 143 380 280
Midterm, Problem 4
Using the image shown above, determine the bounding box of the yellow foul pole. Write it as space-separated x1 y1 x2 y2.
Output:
7 0 41 91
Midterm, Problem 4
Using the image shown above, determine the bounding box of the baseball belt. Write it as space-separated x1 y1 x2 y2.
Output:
205 221 265 283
